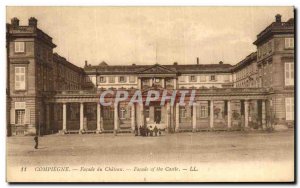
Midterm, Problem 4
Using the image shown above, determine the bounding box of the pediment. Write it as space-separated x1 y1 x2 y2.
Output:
137 64 176 74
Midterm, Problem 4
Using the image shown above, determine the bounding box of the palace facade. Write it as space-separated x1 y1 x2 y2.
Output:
6 14 294 136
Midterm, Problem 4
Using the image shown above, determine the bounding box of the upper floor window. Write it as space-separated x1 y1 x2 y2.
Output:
210 75 217 81
199 75 206 82
129 76 136 83
99 76 106 83
285 38 294 49
108 76 115 83
119 76 126 83
189 76 196 82
14 42 25 53
15 67 26 90
285 62 294 86
268 41 272 53
179 76 186 82
223 75 230 82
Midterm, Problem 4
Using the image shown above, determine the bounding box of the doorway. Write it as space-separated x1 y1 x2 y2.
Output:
154 106 161 124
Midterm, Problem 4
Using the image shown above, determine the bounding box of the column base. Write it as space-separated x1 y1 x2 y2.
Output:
96 130 102 134
175 128 179 133
113 129 118 135
79 129 84 134
192 128 196 133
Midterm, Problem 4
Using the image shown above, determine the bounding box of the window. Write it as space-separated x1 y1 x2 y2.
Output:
285 97 294 121
119 76 126 83
223 75 230 82
200 75 206 82
285 62 294 86
14 42 25 53
129 76 135 83
179 106 186 118
15 67 26 90
108 76 115 83
210 75 216 81
85 76 90 83
285 38 294 49
99 76 106 83
120 107 127 119
179 76 186 82
200 105 207 118
268 41 272 53
190 76 196 82
15 110 25 125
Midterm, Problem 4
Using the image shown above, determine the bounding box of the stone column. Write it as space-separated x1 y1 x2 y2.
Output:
96 103 101 133
173 78 177 89
170 103 174 132
227 100 231 129
149 78 153 87
210 100 214 129
46 104 50 132
162 78 165 88
262 100 266 130
192 103 197 132
131 103 135 132
140 103 144 126
166 102 170 132
114 103 119 134
244 100 249 128
175 103 180 132
62 103 67 133
138 78 142 89
80 102 84 133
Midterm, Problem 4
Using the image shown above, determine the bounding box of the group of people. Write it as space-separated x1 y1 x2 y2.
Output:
134 125 161 137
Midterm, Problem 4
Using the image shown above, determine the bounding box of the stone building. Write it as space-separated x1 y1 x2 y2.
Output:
6 14 294 136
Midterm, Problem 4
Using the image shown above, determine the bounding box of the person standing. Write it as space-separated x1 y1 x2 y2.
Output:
34 136 38 149
154 126 158 136
135 125 138 136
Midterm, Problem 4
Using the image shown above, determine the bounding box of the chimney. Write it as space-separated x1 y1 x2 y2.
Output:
219 61 223 65
11 17 19 28
173 62 178 65
275 14 282 23
29 17 38 27
197 57 199 65
85 60 88 67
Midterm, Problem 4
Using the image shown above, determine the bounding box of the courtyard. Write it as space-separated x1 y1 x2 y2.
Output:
6 130 294 182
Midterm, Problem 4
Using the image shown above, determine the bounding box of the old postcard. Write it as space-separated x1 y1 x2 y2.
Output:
6 6 295 182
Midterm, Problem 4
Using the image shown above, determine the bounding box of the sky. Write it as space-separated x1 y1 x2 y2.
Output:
7 6 294 67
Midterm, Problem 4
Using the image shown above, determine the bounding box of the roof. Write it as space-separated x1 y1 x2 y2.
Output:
253 18 294 45
84 62 233 75
232 52 257 71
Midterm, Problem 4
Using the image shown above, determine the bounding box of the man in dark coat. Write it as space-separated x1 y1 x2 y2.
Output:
154 126 158 136
135 125 138 136
34 136 38 149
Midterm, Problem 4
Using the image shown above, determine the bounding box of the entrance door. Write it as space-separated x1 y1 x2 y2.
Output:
154 106 161 124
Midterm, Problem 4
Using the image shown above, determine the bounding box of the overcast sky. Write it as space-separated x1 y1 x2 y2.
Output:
7 7 293 67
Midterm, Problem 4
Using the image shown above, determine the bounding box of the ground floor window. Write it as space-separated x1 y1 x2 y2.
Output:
179 106 186 118
119 107 127 119
200 105 207 118
15 109 25 125
285 97 294 121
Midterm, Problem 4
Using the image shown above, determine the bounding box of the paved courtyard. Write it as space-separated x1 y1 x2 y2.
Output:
7 130 294 166
6 130 295 182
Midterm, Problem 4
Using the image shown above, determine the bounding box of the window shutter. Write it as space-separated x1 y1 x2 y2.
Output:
10 108 15 124
25 109 30 124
